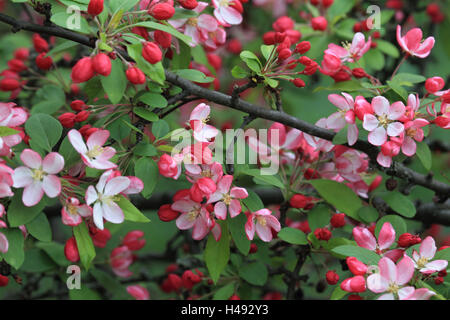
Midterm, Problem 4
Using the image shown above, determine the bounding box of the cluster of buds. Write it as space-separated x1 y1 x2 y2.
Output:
71 52 112 83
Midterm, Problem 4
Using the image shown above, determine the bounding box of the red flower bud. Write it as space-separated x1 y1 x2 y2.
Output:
126 66 146 84
314 228 332 241
158 204 179 222
303 168 319 180
154 30 172 49
326 270 339 285
290 194 313 209
340 275 366 293
425 77 445 94
0 275 9 287
278 48 292 60
92 53 112 77
179 0 198 10
88 0 104 16
330 213 346 228
322 0 334 8
70 100 86 112
311 16 327 31
386 0 403 10
263 31 276 45
368 175 382 192
286 29 301 43
149 3 175 20
8 59 27 73
352 68 367 79
167 274 183 292
249 243 258 254
36 53 53 70
353 22 362 33
346 257 368 276
14 48 30 61
75 110 90 123
0 78 20 91
291 78 306 88
91 228 111 248
397 233 421 248
123 230 146 251
132 26 150 41
207 53 222 72
64 237 80 262
272 16 294 32
348 294 363 300
435 277 444 285
295 41 311 54
229 294 241 300
226 39 242 54
71 57 95 83
58 113 77 128
33 34 49 53
182 270 202 290
142 42 163 64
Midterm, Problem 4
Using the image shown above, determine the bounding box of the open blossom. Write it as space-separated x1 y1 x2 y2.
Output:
212 0 243 26
68 129 117 170
0 163 14 198
412 236 448 274
396 25 435 58
352 222 403 261
110 245 134 278
189 103 218 142
172 198 212 240
12 149 64 207
363 96 405 146
245 209 281 242
325 32 371 63
326 93 359 145
303 118 334 153
0 231 8 253
207 175 248 220
367 256 419 300
61 197 92 226
0 102 28 156
86 170 132 230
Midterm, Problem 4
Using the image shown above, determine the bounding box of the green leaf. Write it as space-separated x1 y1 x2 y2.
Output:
240 50 262 73
387 80 408 101
50 7 91 34
36 242 70 266
131 21 192 46
107 114 131 141
171 69 214 83
231 66 248 79
25 114 63 152
357 206 379 224
434 248 450 261
309 179 363 221
138 93 168 108
391 73 426 86
228 214 251 255
240 168 284 189
238 261 268 286
364 49 385 71
116 195 150 223
7 190 47 227
381 191 416 218
241 189 264 212
213 283 235 300
0 229 25 269
332 126 348 145
133 142 157 157
376 40 400 58
277 227 308 245
332 245 380 265
26 212 52 242
415 141 432 171
375 215 407 240
133 107 158 122
73 223 96 270
323 237 356 259
69 287 101 300
101 59 127 104
204 221 230 284
152 120 170 139
330 286 347 300
0 126 19 137
308 204 331 231
260 45 274 61
21 248 57 273
134 157 158 198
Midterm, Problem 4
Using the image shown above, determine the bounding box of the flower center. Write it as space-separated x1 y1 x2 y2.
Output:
222 193 232 205
256 216 267 227
187 208 200 221
378 114 391 127
86 145 104 159
201 169 212 178
387 282 399 294
67 204 78 216
406 127 417 138
219 0 229 7
187 18 198 26
32 168 45 181
417 256 429 269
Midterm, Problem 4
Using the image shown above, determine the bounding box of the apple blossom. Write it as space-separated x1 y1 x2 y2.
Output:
396 25 435 58
245 209 281 242
207 175 248 219
412 236 448 274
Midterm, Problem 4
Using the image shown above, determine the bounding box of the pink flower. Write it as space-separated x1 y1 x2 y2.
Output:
326 93 359 146
0 231 8 253
352 222 403 261
303 118 335 153
12 149 64 207
376 137 402 168
68 129 117 170
127 285 150 300
412 236 448 274
158 154 181 179
404 288 436 300
320 52 341 75
363 96 405 146
212 0 243 26
401 119 429 156
367 255 416 300
245 209 281 242
61 197 92 226
340 275 366 293
396 25 435 58
110 245 134 278
0 103 28 156
173 199 211 240
85 170 131 230
189 103 219 142
325 32 371 63
0 164 14 198
207 175 248 219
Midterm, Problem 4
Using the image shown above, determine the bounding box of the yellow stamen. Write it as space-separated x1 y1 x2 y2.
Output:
222 193 232 205
32 169 45 181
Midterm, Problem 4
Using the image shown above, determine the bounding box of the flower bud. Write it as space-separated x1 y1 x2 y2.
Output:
127 285 150 300
88 0 104 16
149 3 175 20
0 78 20 91
381 141 401 157
263 31 276 45
64 237 80 262
425 77 445 94
142 42 163 64
272 16 294 32
70 100 86 112
91 228 111 248
207 53 222 72
126 66 146 84
58 113 77 128
154 30 172 49
92 53 112 77
167 273 183 292
397 233 421 248
14 48 30 61
353 22 362 32
348 294 363 300
75 110 90 123
8 59 27 73
330 213 346 228
368 175 382 192
33 34 49 53
35 53 53 70
311 16 327 31
226 39 242 54
290 194 313 209
0 275 9 287
291 78 306 88
229 294 241 300
352 68 367 79
71 57 95 83
158 204 179 222
182 270 202 290
123 230 146 251
295 41 311 54
132 26 150 40
435 277 444 285
322 0 334 8
278 48 292 60
346 257 368 276
340 275 366 293
179 0 198 9
249 243 258 254
314 228 332 241
354 96 373 121
325 270 339 285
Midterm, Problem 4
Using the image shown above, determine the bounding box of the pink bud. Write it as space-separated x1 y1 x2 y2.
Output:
71 57 95 83
346 257 368 276
92 53 112 77
425 77 445 93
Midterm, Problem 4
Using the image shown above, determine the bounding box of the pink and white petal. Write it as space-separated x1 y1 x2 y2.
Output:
265 215 281 232
414 37 435 58
377 153 392 168
229 199 242 218
0 232 8 253
101 201 124 224
42 152 65 174
283 129 303 150
90 159 118 170
377 293 395 300
419 236 436 259
192 217 209 240
386 122 404 137
255 222 273 242
422 260 448 273
245 215 255 240
230 187 248 199
254 208 272 216
77 205 92 218
12 166 33 188
210 222 222 242
372 96 390 116
214 201 227 220
96 146 116 162
86 130 110 150
326 112 346 130
396 26 408 52
383 249 404 263
388 102 406 120
352 226 377 250
218 6 242 25
93 202 105 230
379 257 397 283
363 114 379 131
328 94 351 110
23 181 44 207
176 213 196 230
268 122 286 148
171 199 196 213
405 288 435 300
404 28 422 52
21 149 42 169
398 286 415 300
198 14 219 32
207 191 223 204
396 255 415 285
367 273 389 293
402 137 416 157
42 175 61 198
61 207 82 226
378 222 396 250
347 124 358 146
368 126 387 146
85 185 98 205
190 103 210 121
68 129 87 154
217 175 233 193
104 177 130 196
